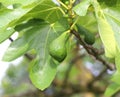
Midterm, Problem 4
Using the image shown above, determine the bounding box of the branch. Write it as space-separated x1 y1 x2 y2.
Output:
71 30 115 71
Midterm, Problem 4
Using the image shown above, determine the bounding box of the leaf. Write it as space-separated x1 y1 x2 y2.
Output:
30 56 58 90
103 6 120 52
0 3 6 9
23 0 63 23
15 18 45 32
104 82 120 97
115 52 120 72
0 0 25 6
104 0 118 6
2 37 29 61
111 72 120 84
104 52 120 97
99 6 120 95
0 28 15 43
97 17 117 58
98 5 120 96
52 17 70 33
0 0 42 7
91 0 117 58
73 0 91 16
0 0 44 43
105 52 120 96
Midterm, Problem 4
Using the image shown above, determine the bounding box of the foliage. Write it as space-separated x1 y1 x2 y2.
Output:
0 0 120 96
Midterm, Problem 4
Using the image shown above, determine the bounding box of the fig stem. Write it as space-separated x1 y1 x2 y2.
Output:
65 30 71 33
57 0 69 10
58 7 66 15
70 16 79 30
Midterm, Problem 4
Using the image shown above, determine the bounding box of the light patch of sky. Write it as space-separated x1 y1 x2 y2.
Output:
0 32 22 85
52 0 60 5
0 40 11 84
7 5 13 9
85 61 104 76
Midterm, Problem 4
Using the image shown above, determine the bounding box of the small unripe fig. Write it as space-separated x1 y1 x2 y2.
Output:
84 33 95 45
65 1 69 5
49 32 70 62
76 24 95 45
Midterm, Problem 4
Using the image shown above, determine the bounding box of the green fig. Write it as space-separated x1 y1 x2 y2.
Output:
84 33 95 45
65 1 69 5
76 24 95 45
49 32 70 62
76 24 86 35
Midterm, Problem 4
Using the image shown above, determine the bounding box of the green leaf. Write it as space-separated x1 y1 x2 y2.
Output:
0 28 15 43
73 0 91 16
103 6 120 52
30 56 58 90
0 3 6 9
115 52 120 72
111 72 120 85
0 0 44 43
0 0 23 6
97 17 117 58
99 5 120 96
2 37 29 61
52 17 70 33
105 71 120 96
0 0 42 7
104 82 120 97
98 0 118 6
105 52 120 96
23 0 63 23
91 0 117 58
15 18 45 32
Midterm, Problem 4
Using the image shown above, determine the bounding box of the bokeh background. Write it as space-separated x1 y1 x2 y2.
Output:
0 32 120 97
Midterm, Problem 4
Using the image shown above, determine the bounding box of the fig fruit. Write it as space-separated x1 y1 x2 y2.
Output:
49 32 70 62
76 24 95 45
84 33 95 45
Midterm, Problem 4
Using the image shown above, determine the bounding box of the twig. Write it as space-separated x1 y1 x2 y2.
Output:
87 45 105 55
71 30 115 71
9 37 14 42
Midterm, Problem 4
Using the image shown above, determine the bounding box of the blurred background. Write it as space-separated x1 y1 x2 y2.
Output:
0 32 120 97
